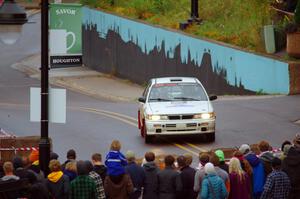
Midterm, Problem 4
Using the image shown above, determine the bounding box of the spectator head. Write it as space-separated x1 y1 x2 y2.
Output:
199 152 210 166
26 171 37 184
3 161 14 175
164 155 175 167
29 150 39 163
210 153 220 167
204 163 216 175
183 153 193 166
293 134 300 148
49 160 61 172
144 151 155 162
250 144 261 155
67 149 76 160
239 144 250 155
50 152 59 160
65 161 77 173
84 160 94 173
12 156 23 169
283 144 292 156
214 150 225 163
177 155 186 168
125 150 136 163
110 140 121 151
258 141 271 152
281 140 292 151
77 160 89 176
272 157 282 170
233 151 244 162
229 157 243 175
91 153 102 164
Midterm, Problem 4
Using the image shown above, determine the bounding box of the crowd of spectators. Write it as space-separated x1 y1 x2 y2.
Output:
0 135 300 199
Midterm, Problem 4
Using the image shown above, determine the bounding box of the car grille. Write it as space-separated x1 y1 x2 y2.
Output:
168 115 194 120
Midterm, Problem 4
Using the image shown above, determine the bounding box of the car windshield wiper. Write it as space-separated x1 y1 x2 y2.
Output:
174 97 200 101
148 98 171 101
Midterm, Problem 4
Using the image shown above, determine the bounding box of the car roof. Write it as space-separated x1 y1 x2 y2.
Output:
151 77 198 84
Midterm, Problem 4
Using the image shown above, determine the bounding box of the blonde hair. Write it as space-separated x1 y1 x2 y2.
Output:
229 157 245 181
3 161 14 173
49 160 61 172
65 161 77 172
110 140 121 151
183 153 193 166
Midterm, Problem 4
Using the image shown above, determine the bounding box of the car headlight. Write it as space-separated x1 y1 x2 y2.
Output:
193 112 215 119
146 115 168 120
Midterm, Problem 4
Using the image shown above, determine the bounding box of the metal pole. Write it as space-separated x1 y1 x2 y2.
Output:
39 0 50 176
191 0 199 19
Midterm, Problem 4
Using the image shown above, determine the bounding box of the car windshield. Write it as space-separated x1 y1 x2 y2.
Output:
148 83 208 102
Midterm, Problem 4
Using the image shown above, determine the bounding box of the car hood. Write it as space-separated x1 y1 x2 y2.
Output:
147 101 212 115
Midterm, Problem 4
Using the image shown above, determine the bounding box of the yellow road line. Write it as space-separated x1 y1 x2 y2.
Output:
0 102 202 156
80 109 138 127
79 107 201 156
185 142 208 152
172 143 199 156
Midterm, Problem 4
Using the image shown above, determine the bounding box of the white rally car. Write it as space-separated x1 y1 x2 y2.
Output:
138 77 217 143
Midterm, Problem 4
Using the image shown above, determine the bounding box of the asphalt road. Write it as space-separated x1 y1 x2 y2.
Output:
0 14 300 165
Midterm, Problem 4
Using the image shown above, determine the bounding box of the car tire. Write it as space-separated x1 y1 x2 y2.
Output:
145 134 153 144
206 132 215 142
140 119 145 137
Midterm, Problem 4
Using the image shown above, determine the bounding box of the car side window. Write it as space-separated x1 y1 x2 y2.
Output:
142 81 151 98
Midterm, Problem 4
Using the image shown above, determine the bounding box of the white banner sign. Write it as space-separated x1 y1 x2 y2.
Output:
30 87 66 123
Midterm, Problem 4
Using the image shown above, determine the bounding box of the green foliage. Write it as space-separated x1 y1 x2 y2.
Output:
295 0 300 25
81 0 277 52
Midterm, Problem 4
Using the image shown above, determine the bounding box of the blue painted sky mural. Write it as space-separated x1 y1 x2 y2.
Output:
83 7 290 94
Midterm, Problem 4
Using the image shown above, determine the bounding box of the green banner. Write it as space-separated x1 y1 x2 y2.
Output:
50 3 82 55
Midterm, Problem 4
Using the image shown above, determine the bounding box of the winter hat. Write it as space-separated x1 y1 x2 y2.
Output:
29 150 39 163
239 144 250 155
50 152 59 160
125 150 136 162
283 144 292 155
204 163 216 175
272 157 281 168
12 156 23 169
215 150 225 162
293 134 300 148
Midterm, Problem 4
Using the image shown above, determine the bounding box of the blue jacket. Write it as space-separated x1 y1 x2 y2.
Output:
105 151 127 176
201 174 227 199
245 153 265 197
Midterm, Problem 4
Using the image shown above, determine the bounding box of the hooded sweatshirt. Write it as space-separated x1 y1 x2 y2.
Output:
282 147 300 199
93 164 107 182
105 151 127 176
47 171 70 199
259 152 274 176
245 153 265 197
143 162 159 199
104 173 134 199
1 175 20 181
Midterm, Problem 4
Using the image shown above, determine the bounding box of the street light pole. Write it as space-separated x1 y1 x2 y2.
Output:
39 0 50 176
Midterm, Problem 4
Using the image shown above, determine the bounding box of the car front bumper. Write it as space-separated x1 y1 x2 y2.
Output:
145 118 215 136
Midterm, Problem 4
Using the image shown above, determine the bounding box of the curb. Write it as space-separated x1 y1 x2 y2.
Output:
11 55 138 102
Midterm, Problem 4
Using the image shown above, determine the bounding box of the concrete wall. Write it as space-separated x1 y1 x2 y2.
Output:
82 7 294 95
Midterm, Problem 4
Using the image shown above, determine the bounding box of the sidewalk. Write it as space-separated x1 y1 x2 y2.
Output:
12 54 144 102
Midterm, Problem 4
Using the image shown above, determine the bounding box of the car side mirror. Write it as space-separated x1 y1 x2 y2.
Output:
209 95 217 101
138 97 146 103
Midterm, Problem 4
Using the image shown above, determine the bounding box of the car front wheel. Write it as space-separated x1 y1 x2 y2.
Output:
206 132 215 142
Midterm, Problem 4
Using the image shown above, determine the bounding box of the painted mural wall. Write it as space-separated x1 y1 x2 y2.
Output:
82 7 290 95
